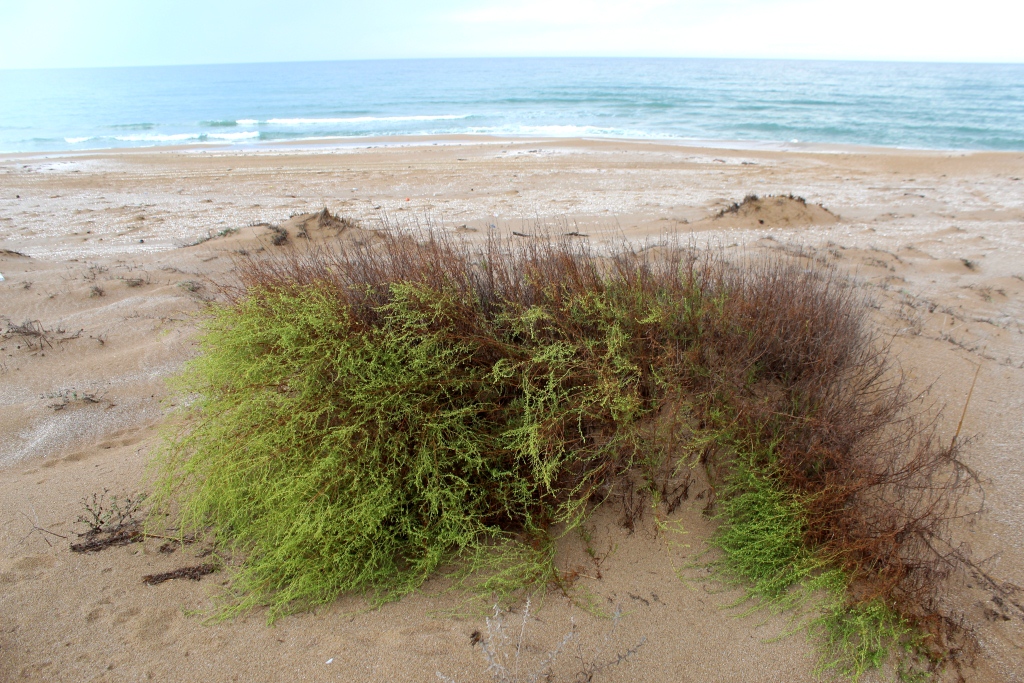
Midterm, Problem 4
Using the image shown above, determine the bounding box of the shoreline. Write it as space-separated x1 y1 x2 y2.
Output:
3 132 1020 164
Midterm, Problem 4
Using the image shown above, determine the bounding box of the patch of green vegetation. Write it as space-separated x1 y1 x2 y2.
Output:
710 441 921 679
713 439 826 604
700 413 939 680
152 275 664 620
150 234 970 678
813 596 922 681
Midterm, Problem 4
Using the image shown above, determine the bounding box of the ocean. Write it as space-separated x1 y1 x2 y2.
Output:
1 58 1022 154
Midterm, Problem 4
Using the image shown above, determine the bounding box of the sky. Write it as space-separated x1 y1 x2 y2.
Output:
0 0 1021 69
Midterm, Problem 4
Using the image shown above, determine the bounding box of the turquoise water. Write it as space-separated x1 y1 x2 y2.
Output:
1 58 1022 153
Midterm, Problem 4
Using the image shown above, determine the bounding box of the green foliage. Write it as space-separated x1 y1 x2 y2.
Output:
151 235 967 679
152 275 667 619
813 597 919 681
714 444 825 603
710 432 919 680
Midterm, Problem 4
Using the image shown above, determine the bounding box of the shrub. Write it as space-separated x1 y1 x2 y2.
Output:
151 229 975 674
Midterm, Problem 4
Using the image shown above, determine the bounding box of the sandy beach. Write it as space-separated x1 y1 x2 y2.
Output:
1 138 1023 682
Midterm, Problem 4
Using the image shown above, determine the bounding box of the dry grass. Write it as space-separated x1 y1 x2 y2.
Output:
1 317 83 350
436 599 644 683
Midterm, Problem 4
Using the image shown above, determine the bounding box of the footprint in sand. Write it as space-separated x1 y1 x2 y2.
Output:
0 554 57 584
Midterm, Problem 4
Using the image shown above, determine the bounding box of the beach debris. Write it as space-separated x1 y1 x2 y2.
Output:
69 490 147 552
120 271 150 287
157 532 199 554
182 227 239 248
1 318 83 351
45 389 106 411
512 231 532 237
142 563 218 585
70 523 143 552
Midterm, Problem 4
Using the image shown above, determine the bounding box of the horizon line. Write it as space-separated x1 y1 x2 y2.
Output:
3 54 1024 73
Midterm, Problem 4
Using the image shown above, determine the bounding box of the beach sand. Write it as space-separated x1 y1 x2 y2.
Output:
1 139 1022 682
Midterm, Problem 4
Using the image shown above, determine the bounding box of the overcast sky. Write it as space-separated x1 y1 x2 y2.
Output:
0 0 1021 69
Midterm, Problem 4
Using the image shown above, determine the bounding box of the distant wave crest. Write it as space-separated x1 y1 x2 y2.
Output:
466 124 674 140
112 131 260 143
264 114 472 125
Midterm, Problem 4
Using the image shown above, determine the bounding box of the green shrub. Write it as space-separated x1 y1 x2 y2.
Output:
154 238 681 618
151 232 973 677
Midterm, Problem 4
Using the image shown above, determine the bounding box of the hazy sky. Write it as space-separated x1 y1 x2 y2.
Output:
0 0 1021 69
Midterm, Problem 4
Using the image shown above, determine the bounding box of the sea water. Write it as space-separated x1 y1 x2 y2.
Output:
1 58 1022 153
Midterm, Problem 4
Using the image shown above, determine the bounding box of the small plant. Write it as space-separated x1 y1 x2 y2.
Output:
268 225 289 246
183 227 239 247
76 489 147 537
1 318 52 350
90 284 105 297
44 389 105 411
567 606 646 682
1 317 82 350
436 599 644 683
960 258 978 271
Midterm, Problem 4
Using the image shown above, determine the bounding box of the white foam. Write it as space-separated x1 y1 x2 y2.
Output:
466 124 672 139
64 136 93 144
236 119 258 125
114 132 203 142
265 114 471 126
208 131 260 141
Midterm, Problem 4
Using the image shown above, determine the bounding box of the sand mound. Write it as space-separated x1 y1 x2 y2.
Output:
177 209 374 252
254 209 382 247
282 208 361 236
704 194 839 228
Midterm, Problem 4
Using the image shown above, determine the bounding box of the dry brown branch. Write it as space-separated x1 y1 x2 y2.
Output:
142 563 218 585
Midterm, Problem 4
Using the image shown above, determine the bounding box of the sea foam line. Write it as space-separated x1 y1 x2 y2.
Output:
465 124 675 140
111 131 260 142
263 114 472 125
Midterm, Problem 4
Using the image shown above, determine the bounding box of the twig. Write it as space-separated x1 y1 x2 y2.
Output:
142 563 218 585
951 355 983 450
19 510 68 547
